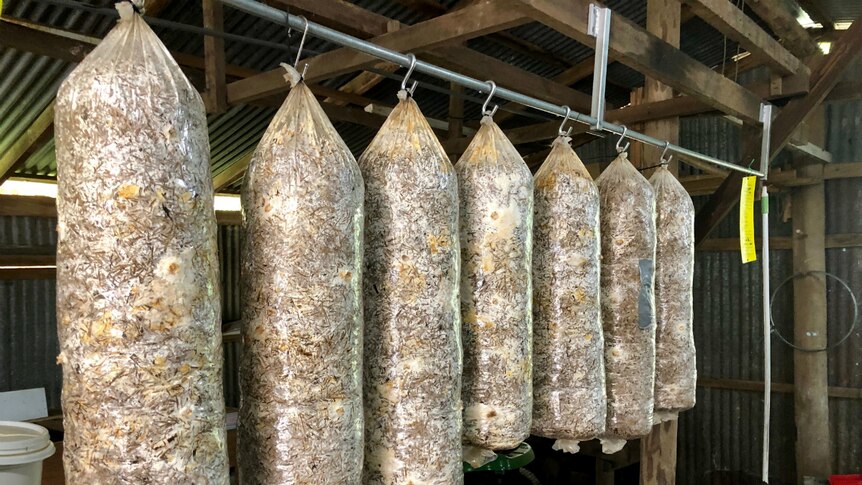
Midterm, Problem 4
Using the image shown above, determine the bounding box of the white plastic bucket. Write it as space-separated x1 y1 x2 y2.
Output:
0 421 56 485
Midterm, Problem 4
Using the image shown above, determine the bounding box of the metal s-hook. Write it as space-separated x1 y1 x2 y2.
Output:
659 141 673 166
616 125 630 154
293 16 309 69
400 53 418 96
558 106 573 137
481 80 498 117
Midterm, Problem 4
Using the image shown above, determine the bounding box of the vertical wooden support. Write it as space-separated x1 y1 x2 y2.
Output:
203 0 227 114
640 0 680 483
791 105 831 481
447 81 465 159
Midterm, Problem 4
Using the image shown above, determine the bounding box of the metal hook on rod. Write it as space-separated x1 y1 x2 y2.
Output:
481 80 498 117
616 125 630 153
660 141 673 166
400 53 418 96
293 16 309 69
558 106 573 137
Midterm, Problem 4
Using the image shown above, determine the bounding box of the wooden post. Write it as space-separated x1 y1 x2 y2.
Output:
791 105 831 481
640 0 680 483
203 0 227 114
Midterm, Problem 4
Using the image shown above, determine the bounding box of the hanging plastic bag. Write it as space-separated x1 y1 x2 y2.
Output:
531 136 606 452
238 64 364 484
359 89 463 484
53 3 228 482
649 166 696 416
595 151 657 452
456 115 533 451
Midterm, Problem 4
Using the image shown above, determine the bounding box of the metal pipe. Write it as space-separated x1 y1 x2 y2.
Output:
221 0 765 176
761 185 772 483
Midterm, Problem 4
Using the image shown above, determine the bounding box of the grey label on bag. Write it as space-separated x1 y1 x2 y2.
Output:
638 259 655 329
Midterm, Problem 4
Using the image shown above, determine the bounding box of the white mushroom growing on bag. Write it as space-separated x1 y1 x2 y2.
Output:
238 65 364 484
595 151 657 454
54 3 228 482
456 114 533 451
531 135 606 454
359 87 463 484
650 165 696 419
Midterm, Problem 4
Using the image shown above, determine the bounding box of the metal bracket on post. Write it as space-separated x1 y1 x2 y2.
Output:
760 103 773 179
588 3 611 131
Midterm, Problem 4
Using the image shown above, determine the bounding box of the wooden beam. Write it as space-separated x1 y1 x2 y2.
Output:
143 0 174 16
0 101 55 184
264 0 390 38
681 162 862 195
226 1 528 105
744 0 820 58
202 0 227 114
684 0 807 76
698 377 862 400
516 0 764 123
427 46 593 112
0 194 241 224
694 19 862 244
213 151 254 192
696 234 862 251
826 80 862 102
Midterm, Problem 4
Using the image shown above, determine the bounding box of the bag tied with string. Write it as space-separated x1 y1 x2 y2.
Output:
54 2 228 482
359 84 463 484
650 165 696 418
238 63 364 484
456 110 533 451
595 148 657 453
532 134 606 454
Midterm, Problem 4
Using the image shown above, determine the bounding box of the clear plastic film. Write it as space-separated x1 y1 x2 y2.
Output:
53 3 228 482
649 167 696 413
595 152 657 444
359 90 463 485
456 116 533 451
531 136 606 450
238 67 364 484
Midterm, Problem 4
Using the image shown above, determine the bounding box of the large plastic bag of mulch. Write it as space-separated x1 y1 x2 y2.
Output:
531 135 606 454
456 115 533 451
595 151 657 454
359 89 463 484
649 166 696 419
238 64 364 484
53 3 228 482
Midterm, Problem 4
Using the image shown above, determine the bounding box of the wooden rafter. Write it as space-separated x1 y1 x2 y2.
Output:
695 20 862 244
203 0 227 114
225 0 529 104
516 0 765 124
684 0 807 76
744 0 820 58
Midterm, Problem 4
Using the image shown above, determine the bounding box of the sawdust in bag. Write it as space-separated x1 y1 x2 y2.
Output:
649 166 696 414
595 152 657 450
238 66 364 484
531 136 606 451
456 116 533 451
359 90 463 485
53 3 228 482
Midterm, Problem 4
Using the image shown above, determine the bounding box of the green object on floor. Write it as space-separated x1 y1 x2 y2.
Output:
464 442 534 473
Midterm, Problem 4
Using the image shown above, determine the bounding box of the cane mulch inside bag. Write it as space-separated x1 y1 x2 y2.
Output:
531 136 606 454
238 65 364 484
649 166 696 418
595 151 657 453
54 3 228 482
359 89 463 484
456 116 533 451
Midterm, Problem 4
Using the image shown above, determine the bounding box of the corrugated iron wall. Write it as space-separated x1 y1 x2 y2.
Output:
1 108 860 478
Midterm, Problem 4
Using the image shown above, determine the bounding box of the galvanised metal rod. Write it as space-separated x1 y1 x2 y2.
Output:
222 0 765 177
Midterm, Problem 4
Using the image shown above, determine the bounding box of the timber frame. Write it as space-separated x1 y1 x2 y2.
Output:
0 0 858 482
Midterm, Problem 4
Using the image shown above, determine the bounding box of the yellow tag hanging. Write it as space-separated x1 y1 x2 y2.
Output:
740 176 757 263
